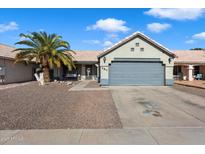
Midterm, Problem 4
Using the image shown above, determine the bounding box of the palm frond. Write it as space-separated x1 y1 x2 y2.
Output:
14 31 75 75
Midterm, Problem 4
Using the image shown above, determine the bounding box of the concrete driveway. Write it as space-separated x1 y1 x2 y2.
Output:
110 86 205 144
111 86 205 128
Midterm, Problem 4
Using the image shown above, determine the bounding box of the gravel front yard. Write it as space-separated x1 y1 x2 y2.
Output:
0 82 122 129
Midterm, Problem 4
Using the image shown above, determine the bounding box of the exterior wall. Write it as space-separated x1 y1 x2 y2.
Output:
0 58 35 84
99 37 174 85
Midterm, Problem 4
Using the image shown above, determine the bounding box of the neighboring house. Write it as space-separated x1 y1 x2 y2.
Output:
0 43 101 84
0 44 36 84
53 51 101 81
98 32 175 86
173 50 205 81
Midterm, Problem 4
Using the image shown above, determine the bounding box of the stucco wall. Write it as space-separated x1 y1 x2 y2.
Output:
0 58 35 84
99 36 174 85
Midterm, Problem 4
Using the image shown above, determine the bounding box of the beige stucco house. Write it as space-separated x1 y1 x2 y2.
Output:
0 44 36 84
98 32 175 86
173 50 205 81
1 32 176 85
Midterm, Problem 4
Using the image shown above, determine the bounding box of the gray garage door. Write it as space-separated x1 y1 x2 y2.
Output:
109 61 164 86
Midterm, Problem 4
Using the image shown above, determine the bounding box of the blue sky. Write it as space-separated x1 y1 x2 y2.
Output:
0 8 205 51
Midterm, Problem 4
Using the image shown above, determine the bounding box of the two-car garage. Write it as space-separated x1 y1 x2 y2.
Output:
109 60 165 86
98 32 175 86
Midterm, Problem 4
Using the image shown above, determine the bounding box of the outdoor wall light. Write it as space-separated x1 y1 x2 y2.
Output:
103 56 106 63
168 58 172 64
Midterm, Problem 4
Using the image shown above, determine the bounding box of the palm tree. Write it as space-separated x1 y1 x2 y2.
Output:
13 32 75 82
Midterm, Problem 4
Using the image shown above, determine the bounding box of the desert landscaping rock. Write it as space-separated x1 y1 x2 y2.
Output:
0 81 122 129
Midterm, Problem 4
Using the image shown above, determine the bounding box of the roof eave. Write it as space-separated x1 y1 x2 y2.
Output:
0 56 15 61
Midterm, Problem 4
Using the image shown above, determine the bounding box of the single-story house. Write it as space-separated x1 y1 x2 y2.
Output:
0 43 36 84
1 31 176 86
98 32 175 86
173 50 205 81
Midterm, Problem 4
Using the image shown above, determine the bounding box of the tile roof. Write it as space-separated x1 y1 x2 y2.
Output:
66 51 102 62
174 50 205 64
0 43 102 62
98 31 175 58
0 43 16 60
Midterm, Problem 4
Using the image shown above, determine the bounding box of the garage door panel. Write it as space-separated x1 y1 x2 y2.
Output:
109 62 164 86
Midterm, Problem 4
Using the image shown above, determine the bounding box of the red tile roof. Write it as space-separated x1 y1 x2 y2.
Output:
174 50 205 64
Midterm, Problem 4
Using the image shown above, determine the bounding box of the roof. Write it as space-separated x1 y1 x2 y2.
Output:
98 31 175 58
174 50 205 64
65 51 102 62
0 43 101 62
0 43 16 60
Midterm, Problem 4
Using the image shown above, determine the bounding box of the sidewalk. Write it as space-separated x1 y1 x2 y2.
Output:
1 127 205 144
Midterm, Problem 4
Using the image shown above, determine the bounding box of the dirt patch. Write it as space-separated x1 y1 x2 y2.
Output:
85 81 100 88
0 82 122 129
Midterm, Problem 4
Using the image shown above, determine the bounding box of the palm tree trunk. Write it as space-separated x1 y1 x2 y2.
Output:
43 66 50 82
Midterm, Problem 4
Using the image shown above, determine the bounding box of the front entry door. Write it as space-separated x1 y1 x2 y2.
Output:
86 65 92 80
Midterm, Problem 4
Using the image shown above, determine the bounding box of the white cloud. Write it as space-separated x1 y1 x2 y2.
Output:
0 21 19 33
38 29 44 32
192 32 205 40
147 23 171 33
82 39 101 45
145 9 205 20
86 18 130 33
106 34 118 39
185 40 195 44
103 41 113 47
